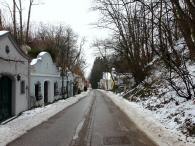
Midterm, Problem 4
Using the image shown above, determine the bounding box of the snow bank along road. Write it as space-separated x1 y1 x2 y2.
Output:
0 91 89 146
7 90 157 146
101 90 195 146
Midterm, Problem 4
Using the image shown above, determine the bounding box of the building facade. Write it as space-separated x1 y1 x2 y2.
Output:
0 31 80 122
30 52 74 107
99 72 113 90
30 52 61 107
0 31 30 122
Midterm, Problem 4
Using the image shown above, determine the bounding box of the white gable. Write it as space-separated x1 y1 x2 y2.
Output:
0 31 28 62
30 52 60 75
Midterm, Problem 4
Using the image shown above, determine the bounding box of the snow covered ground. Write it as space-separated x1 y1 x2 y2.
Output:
136 92 195 140
0 91 89 146
101 90 195 146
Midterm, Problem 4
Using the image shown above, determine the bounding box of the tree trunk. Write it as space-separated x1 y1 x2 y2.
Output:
13 0 17 40
19 0 23 45
171 0 195 59
26 0 33 43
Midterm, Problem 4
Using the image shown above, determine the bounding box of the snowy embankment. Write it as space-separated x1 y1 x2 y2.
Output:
100 90 194 146
0 91 89 146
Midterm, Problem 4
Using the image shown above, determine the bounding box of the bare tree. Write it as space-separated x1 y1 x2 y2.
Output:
16 0 23 45
93 0 195 100
93 0 153 83
26 0 40 43
1 0 40 45
13 0 17 38
29 24 86 97
57 27 85 97
170 0 195 59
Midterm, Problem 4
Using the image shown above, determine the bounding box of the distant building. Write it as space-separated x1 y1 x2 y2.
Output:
100 72 113 90
0 31 30 122
99 68 134 92
116 73 134 93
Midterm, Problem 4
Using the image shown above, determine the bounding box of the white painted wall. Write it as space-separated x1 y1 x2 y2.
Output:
0 32 29 115
30 52 61 106
30 52 74 107
100 72 113 90
100 79 113 90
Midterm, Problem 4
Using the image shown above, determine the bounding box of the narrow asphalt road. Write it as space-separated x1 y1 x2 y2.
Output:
8 90 157 146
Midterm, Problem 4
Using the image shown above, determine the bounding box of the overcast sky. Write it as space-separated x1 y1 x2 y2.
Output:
3 0 109 77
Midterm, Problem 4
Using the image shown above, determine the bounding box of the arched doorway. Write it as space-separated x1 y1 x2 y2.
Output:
0 76 12 122
44 81 49 104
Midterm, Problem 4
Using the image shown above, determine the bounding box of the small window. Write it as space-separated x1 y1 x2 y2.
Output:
5 45 10 54
20 80 25 94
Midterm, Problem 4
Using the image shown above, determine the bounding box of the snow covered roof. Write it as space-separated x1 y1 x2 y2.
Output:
0 30 9 37
38 52 47 57
30 58 42 65
30 52 50 66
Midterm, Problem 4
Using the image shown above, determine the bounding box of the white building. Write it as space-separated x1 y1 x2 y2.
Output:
30 52 74 107
100 72 113 90
0 31 30 122
30 52 61 107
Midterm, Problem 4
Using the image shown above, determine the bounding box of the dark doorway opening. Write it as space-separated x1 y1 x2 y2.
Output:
44 81 49 104
0 76 12 122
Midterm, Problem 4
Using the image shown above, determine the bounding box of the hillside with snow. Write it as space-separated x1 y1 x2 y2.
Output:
115 58 195 145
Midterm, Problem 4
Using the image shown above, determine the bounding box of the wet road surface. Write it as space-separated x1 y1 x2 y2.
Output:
8 90 157 146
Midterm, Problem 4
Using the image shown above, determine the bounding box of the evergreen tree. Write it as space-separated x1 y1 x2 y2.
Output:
89 57 107 89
